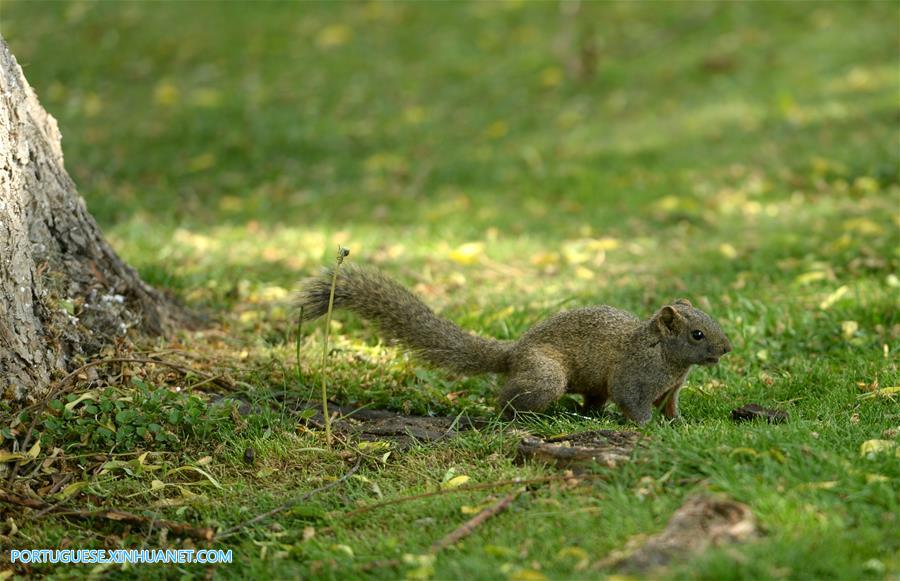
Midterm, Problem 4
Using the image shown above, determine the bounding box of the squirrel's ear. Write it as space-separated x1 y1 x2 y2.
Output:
673 298 692 307
656 305 683 335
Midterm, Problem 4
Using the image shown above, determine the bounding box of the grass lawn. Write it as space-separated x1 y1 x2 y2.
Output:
1 2 898 579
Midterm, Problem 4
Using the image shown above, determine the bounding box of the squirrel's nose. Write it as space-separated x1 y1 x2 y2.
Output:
722 342 732 355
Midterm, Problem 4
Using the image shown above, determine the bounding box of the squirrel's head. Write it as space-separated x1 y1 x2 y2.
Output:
652 298 732 367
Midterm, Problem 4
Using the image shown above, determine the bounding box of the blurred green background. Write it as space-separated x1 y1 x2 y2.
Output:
4 1 896 308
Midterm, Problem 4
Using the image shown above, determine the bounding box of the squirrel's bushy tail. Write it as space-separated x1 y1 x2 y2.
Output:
296 265 512 374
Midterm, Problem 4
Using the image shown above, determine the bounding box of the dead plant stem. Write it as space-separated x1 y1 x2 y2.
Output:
320 245 349 446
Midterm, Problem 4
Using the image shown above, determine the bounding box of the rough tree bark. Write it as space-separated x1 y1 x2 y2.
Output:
0 37 181 400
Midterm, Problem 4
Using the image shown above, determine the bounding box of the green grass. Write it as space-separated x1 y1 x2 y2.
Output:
1 1 898 579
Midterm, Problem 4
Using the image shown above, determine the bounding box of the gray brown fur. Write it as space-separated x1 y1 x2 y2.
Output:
297 266 732 424
297 265 512 374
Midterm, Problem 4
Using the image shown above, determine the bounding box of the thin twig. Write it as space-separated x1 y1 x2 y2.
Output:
57 510 214 541
296 305 305 387
431 487 523 552
359 488 525 571
45 472 74 496
32 497 70 520
0 491 213 541
320 245 350 446
0 491 44 509
185 373 225 391
216 455 362 540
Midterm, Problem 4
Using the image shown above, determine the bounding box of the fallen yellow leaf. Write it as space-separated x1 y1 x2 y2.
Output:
484 545 515 558
170 466 222 489
331 544 354 558
794 271 827 285
403 106 426 125
588 237 620 251
442 475 471 489
858 386 900 400
853 176 879 194
859 439 896 459
448 242 485 265
188 152 216 172
557 546 589 561
540 67 563 87
729 447 759 457
153 81 180 106
484 120 508 139
841 321 859 340
0 451 26 463
57 480 89 500
188 88 221 108
357 441 391 451
719 243 738 259
801 481 839 490
316 25 352 48
402 553 435 580
819 285 849 310
843 218 882 235
529 251 560 267
508 570 547 581
574 266 594 280
64 391 97 411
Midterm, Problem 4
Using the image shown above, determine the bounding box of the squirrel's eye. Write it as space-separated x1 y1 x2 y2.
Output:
691 330 705 341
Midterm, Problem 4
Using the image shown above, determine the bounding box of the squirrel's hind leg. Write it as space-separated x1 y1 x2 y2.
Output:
498 348 567 418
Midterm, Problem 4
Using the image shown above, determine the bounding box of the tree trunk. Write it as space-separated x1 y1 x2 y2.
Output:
0 37 181 400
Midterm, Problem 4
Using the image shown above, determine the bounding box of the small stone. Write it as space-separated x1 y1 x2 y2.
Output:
731 404 789 424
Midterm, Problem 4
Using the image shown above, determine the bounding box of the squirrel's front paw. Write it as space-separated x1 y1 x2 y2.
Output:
618 402 652 425
664 414 684 425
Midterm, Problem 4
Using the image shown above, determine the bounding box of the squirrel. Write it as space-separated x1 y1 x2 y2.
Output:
297 265 732 424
